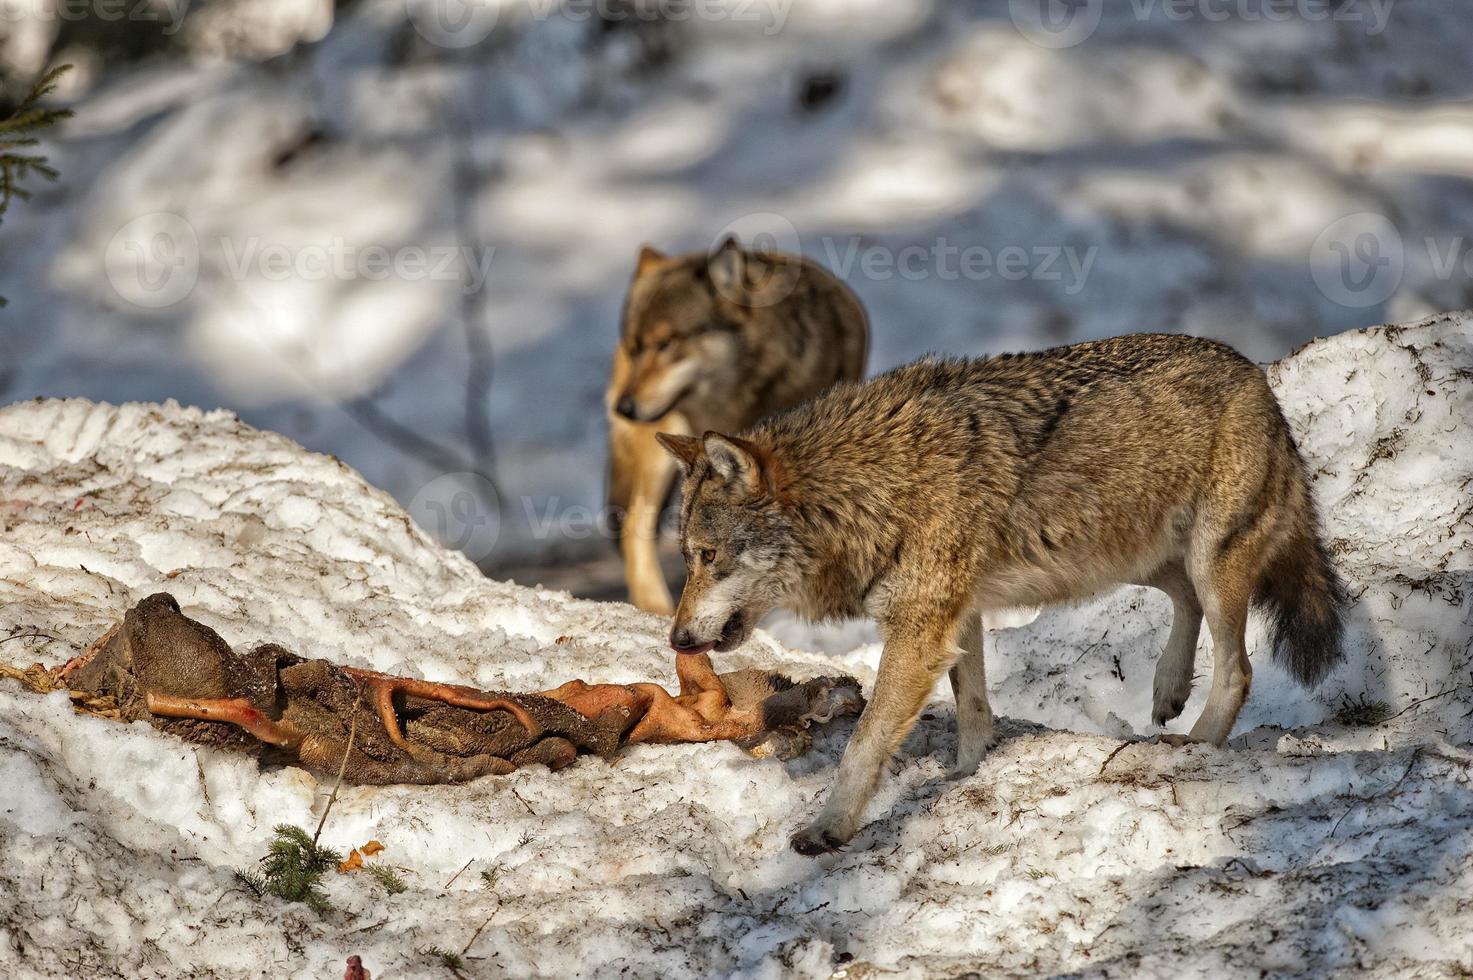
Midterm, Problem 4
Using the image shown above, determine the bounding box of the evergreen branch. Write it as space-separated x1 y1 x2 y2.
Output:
0 63 73 244
1 108 68 138
24 64 73 105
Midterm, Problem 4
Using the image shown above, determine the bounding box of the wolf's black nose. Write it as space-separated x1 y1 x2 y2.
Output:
616 396 638 420
670 627 699 652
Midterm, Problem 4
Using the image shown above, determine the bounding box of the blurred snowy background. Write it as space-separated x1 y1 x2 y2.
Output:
3 0 1471 597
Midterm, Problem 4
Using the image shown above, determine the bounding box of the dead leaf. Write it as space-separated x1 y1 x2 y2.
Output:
337 840 385 873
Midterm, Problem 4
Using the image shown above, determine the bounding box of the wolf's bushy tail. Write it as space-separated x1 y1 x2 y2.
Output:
1253 507 1347 688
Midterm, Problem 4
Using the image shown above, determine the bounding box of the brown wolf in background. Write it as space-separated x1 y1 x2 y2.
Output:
607 236 868 614
656 334 1346 855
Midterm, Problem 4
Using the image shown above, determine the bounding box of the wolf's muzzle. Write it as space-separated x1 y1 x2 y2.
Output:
669 626 714 655
670 610 744 655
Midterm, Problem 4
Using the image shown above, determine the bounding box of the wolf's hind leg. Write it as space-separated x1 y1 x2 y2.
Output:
1186 524 1272 745
1138 562 1202 727
949 610 994 777
792 621 958 855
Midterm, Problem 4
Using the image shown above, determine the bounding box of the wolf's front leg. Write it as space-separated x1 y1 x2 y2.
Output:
791 625 956 855
608 409 687 615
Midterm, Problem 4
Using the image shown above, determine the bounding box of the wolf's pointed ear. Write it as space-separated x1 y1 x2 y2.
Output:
702 431 771 498
635 244 667 278
708 235 744 296
655 432 703 471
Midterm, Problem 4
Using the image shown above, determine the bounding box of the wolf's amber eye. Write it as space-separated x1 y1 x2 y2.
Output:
699 548 716 564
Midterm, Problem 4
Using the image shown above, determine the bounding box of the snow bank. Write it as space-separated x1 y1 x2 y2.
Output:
1 315 1470 978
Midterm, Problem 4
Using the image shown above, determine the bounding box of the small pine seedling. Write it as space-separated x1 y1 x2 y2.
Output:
1334 693 1391 728
237 823 344 914
422 946 465 972
366 862 408 895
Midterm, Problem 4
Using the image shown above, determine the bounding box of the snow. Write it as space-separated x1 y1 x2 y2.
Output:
6 0 1473 567
1 313 1470 977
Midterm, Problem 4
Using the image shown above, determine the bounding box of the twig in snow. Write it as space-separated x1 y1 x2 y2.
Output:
0 629 58 647
510 785 537 815
314 688 364 849
1329 747 1424 838
461 907 499 957
1071 632 1108 664
442 858 474 891
1097 740 1134 775
1382 687 1456 722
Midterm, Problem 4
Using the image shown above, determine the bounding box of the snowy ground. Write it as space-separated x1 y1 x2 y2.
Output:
0 314 1469 978
5 0 1473 570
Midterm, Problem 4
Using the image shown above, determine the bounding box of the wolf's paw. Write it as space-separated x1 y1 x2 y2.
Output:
950 734 997 780
790 823 849 856
1151 675 1192 726
1152 695 1188 728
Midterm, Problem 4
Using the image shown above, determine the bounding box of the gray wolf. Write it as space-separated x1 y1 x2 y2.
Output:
655 333 1346 854
607 235 868 614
